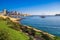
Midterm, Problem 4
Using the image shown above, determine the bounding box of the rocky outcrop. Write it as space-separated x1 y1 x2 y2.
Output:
0 15 20 23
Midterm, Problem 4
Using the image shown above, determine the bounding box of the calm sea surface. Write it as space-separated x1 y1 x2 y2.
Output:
20 16 60 36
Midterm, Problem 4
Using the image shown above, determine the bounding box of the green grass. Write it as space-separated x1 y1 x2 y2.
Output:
0 20 29 40
55 36 60 40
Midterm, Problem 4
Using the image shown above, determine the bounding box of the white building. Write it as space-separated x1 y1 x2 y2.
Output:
0 9 7 15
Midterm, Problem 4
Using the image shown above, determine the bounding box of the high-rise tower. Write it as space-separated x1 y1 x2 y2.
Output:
3 9 7 15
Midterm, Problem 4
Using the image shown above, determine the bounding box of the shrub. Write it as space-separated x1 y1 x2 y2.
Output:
0 29 9 40
0 17 5 20
28 28 36 36
41 33 54 40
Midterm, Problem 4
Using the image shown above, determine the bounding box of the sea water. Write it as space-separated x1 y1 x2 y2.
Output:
20 16 60 36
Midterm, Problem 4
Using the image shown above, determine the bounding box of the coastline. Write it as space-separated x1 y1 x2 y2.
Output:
0 15 55 40
22 25 55 37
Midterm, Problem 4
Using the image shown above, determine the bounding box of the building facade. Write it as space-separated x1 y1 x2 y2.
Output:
0 9 7 15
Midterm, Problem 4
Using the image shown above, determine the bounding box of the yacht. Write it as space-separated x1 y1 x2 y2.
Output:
41 16 45 18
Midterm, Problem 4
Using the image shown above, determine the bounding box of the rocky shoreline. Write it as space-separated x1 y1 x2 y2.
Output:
0 15 56 40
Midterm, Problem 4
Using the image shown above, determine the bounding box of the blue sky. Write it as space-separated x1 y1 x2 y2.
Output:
0 0 60 15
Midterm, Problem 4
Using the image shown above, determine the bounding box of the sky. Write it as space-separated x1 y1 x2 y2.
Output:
0 0 60 15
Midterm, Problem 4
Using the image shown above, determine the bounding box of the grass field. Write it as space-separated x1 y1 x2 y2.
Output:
0 20 29 40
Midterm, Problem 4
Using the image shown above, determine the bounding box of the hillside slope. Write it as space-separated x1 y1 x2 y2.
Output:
0 20 29 40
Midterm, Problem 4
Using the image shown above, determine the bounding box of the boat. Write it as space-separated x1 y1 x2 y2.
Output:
40 13 45 18
40 16 45 18
41 16 45 18
55 14 60 16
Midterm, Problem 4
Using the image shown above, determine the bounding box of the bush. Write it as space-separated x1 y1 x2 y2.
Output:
0 29 9 40
41 33 54 40
28 28 36 36
0 17 5 20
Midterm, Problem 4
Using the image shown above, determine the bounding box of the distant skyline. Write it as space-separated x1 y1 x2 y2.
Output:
0 0 60 15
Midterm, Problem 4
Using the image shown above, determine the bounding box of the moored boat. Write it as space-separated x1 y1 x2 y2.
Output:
40 16 45 18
